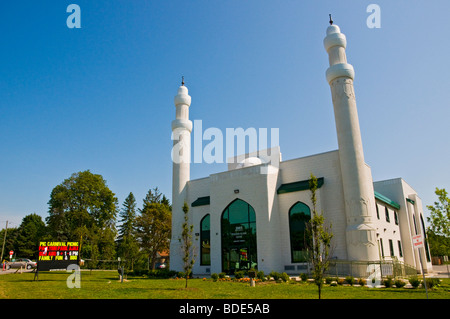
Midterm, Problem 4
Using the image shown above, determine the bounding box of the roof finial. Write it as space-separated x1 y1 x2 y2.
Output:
329 14 333 25
181 76 185 86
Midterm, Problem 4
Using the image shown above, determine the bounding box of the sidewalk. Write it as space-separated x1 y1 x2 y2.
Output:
428 265 450 278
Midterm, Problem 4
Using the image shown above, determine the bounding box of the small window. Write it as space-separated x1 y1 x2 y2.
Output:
398 241 403 257
389 239 394 257
394 211 398 225
376 204 380 219
385 207 390 223
380 238 384 257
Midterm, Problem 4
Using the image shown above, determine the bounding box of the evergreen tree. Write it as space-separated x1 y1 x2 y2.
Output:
116 192 139 269
15 213 47 259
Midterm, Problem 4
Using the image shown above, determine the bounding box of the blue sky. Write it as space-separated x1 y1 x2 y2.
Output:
1 1 449 228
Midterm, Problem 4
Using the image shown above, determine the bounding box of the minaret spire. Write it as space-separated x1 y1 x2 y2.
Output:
329 14 333 25
324 23 378 261
170 80 192 272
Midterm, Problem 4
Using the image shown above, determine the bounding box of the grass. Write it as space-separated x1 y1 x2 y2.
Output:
1 271 449 299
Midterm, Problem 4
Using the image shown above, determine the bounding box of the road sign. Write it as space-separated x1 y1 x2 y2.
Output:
412 234 424 248
9 250 13 256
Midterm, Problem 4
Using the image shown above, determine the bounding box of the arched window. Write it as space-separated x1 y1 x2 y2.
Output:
200 214 211 266
289 202 311 263
221 199 257 273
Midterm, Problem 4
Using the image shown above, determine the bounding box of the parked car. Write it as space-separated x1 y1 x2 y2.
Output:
5 258 37 270
155 262 167 269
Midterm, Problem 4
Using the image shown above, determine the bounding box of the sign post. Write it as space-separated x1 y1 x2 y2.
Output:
9 250 13 260
412 234 428 299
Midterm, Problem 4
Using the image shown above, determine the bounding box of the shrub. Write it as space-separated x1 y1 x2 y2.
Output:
299 273 308 282
345 276 355 286
211 273 219 282
383 276 394 288
219 272 226 279
325 277 333 285
358 278 367 286
234 271 245 280
394 279 406 288
425 278 441 289
409 276 421 288
270 271 281 281
280 272 290 282
257 270 265 281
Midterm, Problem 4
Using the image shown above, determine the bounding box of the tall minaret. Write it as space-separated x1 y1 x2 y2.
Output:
170 78 192 271
324 20 378 261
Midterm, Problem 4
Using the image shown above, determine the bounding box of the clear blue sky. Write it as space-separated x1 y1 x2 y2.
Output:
1 1 449 228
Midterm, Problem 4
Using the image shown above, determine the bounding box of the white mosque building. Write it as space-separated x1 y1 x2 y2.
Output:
169 22 432 276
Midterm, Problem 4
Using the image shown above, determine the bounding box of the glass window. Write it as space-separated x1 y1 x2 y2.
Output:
398 240 403 257
394 211 398 225
376 204 380 219
389 239 394 257
380 238 385 257
289 202 311 263
200 214 211 266
221 199 257 274
385 207 390 223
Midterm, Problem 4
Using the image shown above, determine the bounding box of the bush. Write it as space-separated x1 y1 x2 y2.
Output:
383 276 394 288
358 278 367 286
219 272 226 279
325 277 333 285
299 273 308 282
345 276 355 286
280 272 290 282
394 279 406 288
257 271 265 281
425 278 441 289
409 276 421 288
270 271 281 281
234 271 245 280
211 273 219 282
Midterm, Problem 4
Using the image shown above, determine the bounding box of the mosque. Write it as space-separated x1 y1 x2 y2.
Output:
169 22 433 276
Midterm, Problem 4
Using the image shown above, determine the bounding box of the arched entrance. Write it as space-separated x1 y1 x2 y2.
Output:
221 199 257 274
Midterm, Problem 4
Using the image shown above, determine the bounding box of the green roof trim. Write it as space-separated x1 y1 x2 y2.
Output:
374 191 400 210
191 196 210 207
406 198 415 205
277 177 324 194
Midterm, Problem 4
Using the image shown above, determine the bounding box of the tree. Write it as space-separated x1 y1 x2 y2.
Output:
307 173 333 299
180 202 196 288
46 170 118 265
427 188 450 237
116 192 139 270
15 214 47 259
427 187 450 257
135 188 172 270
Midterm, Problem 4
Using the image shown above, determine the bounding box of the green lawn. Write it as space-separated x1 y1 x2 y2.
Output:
1 271 449 299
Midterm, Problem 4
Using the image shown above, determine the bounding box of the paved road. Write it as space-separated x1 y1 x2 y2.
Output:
0 268 35 275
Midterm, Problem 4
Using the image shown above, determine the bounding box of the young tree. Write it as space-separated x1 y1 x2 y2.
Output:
426 187 450 257
136 188 172 270
180 202 196 288
307 173 333 299
427 188 450 237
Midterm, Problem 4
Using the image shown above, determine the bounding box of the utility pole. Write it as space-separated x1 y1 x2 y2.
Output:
1 220 8 262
